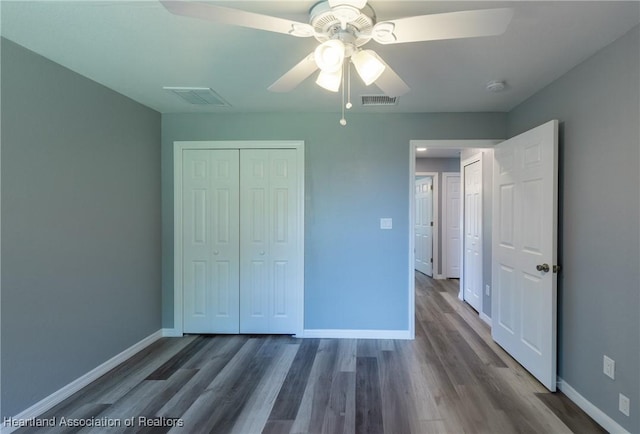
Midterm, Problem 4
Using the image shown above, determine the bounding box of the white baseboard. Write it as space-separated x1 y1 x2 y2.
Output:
302 329 412 340
434 274 446 280
479 312 492 326
1 330 163 434
162 328 183 337
557 377 630 434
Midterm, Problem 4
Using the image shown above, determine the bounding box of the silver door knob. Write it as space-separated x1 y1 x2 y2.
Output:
259 251 265 256
213 250 219 255
536 263 550 273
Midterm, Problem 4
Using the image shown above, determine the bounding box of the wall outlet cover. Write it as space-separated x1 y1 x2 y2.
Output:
619 393 630 416
380 218 392 230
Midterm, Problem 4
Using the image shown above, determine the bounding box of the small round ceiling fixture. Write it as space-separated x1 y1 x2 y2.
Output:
486 80 506 92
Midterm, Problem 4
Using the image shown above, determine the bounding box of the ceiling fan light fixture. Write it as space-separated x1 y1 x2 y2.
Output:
314 40 346 72
316 69 342 92
351 49 385 85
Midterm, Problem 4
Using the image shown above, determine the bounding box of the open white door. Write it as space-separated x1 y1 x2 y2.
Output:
492 120 558 391
415 177 433 276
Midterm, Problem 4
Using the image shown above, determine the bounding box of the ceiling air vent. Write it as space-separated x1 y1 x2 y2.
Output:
361 95 398 106
164 87 231 107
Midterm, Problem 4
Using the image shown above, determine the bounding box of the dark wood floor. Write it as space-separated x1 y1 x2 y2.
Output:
16 275 604 433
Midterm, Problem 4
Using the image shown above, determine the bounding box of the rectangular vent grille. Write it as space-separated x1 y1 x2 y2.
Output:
361 95 398 106
164 87 231 107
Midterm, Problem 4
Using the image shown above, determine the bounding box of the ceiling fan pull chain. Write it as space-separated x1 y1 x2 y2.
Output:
346 61 353 110
340 61 347 126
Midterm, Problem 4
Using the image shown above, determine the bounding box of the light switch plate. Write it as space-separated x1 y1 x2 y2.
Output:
380 218 392 229
603 355 615 380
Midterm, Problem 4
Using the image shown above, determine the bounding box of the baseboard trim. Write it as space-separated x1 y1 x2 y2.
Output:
557 377 630 434
434 274 446 280
1 330 163 434
162 328 183 337
302 329 412 340
480 312 492 326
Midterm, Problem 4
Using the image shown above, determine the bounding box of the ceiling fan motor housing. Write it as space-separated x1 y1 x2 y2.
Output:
310 0 375 53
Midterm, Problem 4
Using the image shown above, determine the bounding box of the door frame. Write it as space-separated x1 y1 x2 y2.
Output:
409 140 500 338
442 172 461 279
415 172 438 278
173 140 305 337
460 152 484 314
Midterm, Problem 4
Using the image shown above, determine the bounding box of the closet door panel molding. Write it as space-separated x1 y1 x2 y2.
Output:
174 141 304 336
240 149 299 334
182 149 240 333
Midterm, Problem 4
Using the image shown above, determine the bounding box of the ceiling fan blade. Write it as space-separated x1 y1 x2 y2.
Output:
328 0 368 9
373 58 409 97
373 8 514 45
268 53 319 93
160 1 314 37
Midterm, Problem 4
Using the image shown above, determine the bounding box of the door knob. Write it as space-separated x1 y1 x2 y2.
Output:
536 263 550 273
213 250 219 256
259 251 265 256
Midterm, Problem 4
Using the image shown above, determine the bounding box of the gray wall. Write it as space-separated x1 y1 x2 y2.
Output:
507 25 640 433
1 39 162 417
162 113 506 331
415 158 460 276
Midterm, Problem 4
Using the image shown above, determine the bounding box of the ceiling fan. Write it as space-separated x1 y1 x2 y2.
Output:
160 0 513 122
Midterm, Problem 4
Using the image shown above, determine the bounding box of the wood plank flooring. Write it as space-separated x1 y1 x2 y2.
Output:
14 275 605 433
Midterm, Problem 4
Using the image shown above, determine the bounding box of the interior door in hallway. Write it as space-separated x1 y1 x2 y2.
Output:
415 176 433 276
463 159 482 312
444 173 461 278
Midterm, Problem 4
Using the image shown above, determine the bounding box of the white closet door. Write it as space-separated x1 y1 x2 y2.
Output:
240 149 299 334
463 160 482 312
444 174 461 278
182 150 240 333
415 177 433 276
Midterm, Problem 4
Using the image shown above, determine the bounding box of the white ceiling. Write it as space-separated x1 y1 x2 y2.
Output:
2 1 639 114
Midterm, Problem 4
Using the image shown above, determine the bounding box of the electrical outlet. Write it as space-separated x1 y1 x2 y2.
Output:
485 284 490 296
619 393 630 416
603 355 615 379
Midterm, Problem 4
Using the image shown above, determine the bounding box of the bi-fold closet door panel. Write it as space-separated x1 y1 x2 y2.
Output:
240 149 299 334
182 149 240 334
182 148 299 334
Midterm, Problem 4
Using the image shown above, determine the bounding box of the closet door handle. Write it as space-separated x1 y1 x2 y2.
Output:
259 251 266 256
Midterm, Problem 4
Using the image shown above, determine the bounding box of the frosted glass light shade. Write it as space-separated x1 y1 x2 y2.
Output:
352 49 386 85
314 40 345 73
316 69 342 92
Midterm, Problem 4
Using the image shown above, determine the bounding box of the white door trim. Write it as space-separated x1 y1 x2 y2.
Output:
460 153 483 313
409 139 501 339
442 172 461 279
174 140 305 337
